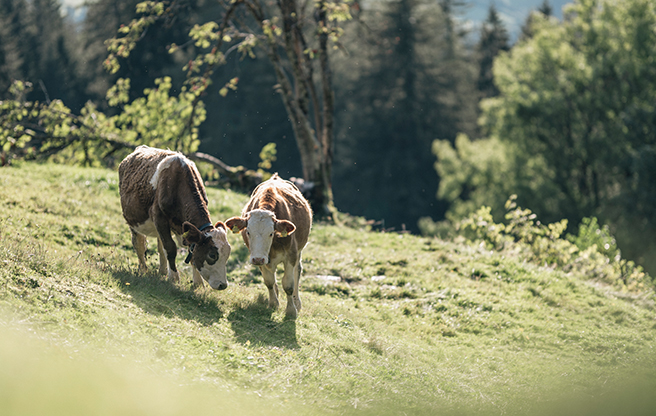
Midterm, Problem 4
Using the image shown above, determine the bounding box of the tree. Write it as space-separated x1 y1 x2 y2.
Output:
103 0 352 217
332 0 478 231
519 0 553 41
0 0 351 215
476 4 510 98
433 0 656 273
0 0 86 109
81 0 203 107
0 0 25 94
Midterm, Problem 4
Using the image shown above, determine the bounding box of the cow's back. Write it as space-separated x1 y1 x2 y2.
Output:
119 146 176 226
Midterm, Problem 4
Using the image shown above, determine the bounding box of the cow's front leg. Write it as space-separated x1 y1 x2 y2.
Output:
131 230 148 275
154 216 179 284
259 263 279 309
293 256 302 311
282 257 299 319
156 238 168 276
192 266 205 288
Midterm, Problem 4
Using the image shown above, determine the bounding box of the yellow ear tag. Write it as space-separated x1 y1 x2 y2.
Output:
182 231 190 239
280 230 288 238
232 225 241 233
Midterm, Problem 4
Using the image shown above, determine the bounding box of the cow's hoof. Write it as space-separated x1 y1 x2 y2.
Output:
285 302 297 319
167 270 180 283
268 289 280 309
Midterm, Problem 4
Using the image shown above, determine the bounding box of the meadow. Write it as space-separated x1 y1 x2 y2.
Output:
1 162 655 415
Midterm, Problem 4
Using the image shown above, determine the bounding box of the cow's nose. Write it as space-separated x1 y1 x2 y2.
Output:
210 281 228 290
251 257 267 265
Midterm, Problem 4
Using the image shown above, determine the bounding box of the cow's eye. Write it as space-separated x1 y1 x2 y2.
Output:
208 252 218 261
270 233 273 237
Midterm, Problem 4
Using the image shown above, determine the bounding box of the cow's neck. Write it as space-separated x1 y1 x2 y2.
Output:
182 203 211 229
179 182 212 232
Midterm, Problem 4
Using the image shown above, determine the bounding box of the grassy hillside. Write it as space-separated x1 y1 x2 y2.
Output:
1 162 655 415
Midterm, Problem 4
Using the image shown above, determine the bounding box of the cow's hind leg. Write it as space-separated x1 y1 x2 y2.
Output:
131 230 148 275
282 256 299 319
260 264 279 310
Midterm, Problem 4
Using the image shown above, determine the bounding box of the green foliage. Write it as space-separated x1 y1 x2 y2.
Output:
435 0 656 274
218 77 239 98
112 76 205 154
568 217 619 260
457 196 650 293
1 75 204 165
1 0 223 166
433 133 517 222
257 142 277 171
104 2 166 74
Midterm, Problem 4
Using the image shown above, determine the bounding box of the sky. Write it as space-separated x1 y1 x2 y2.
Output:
465 0 573 42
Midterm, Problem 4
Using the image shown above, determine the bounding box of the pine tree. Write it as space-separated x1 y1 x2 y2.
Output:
0 0 25 94
520 0 553 41
24 0 86 109
0 0 87 110
332 0 478 231
477 4 510 98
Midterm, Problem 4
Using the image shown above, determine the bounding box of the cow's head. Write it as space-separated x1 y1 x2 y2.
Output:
182 221 231 290
225 209 295 265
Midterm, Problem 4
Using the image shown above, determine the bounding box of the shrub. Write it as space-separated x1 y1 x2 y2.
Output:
457 196 651 292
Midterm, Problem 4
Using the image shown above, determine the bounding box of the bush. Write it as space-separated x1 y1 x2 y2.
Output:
568 217 619 260
457 196 651 293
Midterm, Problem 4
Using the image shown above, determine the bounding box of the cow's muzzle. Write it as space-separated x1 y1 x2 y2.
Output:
209 281 228 290
251 257 268 265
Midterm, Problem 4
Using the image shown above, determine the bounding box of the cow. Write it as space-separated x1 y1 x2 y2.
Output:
225 173 312 319
118 145 231 290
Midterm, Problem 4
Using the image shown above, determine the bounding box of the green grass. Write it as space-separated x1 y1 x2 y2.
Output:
1 162 655 415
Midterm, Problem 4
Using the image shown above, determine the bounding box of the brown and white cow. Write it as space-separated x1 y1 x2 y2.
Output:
118 145 231 290
226 173 312 318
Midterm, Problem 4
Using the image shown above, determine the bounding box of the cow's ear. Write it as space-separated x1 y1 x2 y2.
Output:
225 217 247 234
214 221 227 231
274 220 296 237
182 222 201 245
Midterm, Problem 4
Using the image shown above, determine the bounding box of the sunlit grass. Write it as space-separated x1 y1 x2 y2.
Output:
1 162 655 415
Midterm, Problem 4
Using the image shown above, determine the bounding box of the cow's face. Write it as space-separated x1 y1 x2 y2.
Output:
182 221 231 290
226 209 295 265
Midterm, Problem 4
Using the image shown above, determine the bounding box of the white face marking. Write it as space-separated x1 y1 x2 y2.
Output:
246 210 276 264
198 227 231 290
132 219 158 237
149 154 189 189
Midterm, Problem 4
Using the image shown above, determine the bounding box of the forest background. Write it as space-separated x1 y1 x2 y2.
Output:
1 0 655 274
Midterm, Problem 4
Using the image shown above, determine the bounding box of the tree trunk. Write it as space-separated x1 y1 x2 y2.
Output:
314 0 335 216
249 0 335 218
